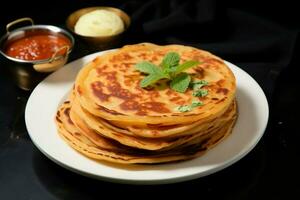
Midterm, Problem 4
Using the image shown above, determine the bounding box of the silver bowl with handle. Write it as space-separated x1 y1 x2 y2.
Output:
0 17 75 90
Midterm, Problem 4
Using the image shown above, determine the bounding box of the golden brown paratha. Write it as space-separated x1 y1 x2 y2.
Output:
55 100 237 164
74 43 236 127
71 95 237 150
55 43 238 164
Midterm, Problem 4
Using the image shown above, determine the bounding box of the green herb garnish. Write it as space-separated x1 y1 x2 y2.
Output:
191 100 203 107
177 105 192 112
193 89 208 97
170 73 191 93
192 80 208 90
175 80 208 112
176 100 203 112
191 80 209 97
137 62 168 87
135 52 200 93
135 52 209 113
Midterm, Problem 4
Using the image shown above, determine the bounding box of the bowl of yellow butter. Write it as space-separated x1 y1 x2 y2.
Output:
66 7 130 49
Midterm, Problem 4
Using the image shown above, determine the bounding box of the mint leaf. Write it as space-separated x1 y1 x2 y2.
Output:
140 73 166 88
135 61 165 75
176 100 203 112
192 80 208 90
191 100 203 108
161 52 180 71
193 89 208 97
192 80 209 97
136 61 169 88
170 73 191 93
177 105 192 112
175 60 200 75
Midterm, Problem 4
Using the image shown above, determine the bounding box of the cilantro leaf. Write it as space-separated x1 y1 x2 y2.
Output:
170 73 191 93
193 89 208 97
175 60 200 75
176 100 203 112
161 52 180 71
191 100 203 107
192 80 208 90
177 105 192 112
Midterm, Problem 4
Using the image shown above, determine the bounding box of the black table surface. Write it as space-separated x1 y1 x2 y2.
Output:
1 1 300 199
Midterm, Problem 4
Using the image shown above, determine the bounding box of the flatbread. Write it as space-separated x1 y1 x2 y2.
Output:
55 43 238 164
75 43 236 127
71 95 237 150
55 101 237 164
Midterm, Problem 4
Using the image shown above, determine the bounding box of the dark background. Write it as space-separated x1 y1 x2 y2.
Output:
1 0 300 199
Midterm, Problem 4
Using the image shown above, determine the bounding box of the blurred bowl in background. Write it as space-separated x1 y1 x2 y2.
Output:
0 17 74 90
66 7 130 50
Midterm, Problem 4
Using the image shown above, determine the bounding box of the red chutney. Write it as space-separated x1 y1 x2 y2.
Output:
5 34 71 61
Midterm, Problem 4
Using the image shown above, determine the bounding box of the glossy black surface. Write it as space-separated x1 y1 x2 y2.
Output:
1 1 300 199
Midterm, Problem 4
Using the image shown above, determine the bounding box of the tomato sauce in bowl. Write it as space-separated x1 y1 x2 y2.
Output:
5 33 71 61
0 21 74 90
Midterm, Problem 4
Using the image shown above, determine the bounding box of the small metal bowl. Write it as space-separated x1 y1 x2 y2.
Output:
66 7 130 50
0 18 74 90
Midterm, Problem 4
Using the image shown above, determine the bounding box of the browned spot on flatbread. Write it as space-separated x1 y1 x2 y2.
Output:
120 100 140 111
97 104 124 115
150 55 159 62
96 65 108 74
216 79 225 87
146 123 179 130
216 88 229 95
77 86 83 95
63 108 74 124
122 63 135 68
141 102 170 113
110 53 133 62
205 58 224 65
194 67 204 75
170 96 183 102
55 115 62 123
165 89 181 100
120 100 170 116
74 132 81 136
124 76 137 86
216 97 227 104
92 57 101 63
91 82 109 101
92 70 139 102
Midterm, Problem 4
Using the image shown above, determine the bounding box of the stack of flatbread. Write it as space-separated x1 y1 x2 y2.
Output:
55 43 237 164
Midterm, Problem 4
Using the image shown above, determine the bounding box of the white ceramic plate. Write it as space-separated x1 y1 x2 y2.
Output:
25 50 269 185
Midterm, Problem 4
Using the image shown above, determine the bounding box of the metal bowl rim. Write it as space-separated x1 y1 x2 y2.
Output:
66 6 131 39
0 24 75 64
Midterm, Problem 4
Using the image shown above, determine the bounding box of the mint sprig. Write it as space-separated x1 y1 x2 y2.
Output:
135 52 200 93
